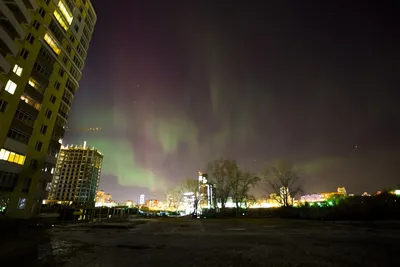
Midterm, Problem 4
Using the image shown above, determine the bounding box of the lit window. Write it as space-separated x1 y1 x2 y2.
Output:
9 152 15 162
13 64 23 76
28 78 45 94
44 33 61 55
0 149 6 160
54 10 68 30
17 198 27 210
21 94 41 110
5 80 17 95
18 155 25 165
51 167 55 174
58 1 73 24
0 148 25 165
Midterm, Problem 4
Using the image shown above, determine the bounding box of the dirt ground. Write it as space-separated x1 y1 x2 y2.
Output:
3 218 399 267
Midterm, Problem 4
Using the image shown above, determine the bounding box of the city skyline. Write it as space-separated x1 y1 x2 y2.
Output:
64 1 399 202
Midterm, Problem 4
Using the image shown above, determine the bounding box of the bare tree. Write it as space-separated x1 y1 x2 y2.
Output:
263 159 302 207
242 195 257 211
208 159 236 212
180 179 199 214
180 179 198 195
165 189 183 211
230 169 260 215
166 179 199 213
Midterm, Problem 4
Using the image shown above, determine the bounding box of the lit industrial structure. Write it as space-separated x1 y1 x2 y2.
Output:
0 0 96 218
47 142 103 206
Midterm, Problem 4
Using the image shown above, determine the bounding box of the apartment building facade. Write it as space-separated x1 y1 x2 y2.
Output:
0 0 96 218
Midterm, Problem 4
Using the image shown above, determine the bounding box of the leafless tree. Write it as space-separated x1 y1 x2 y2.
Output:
263 159 302 207
208 159 236 212
166 179 199 212
180 179 199 213
242 195 257 210
165 189 183 211
230 169 260 214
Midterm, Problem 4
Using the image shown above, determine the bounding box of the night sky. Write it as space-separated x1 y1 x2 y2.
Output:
65 1 399 202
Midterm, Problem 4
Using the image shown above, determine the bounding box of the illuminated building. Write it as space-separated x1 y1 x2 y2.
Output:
47 142 103 205
125 200 134 208
0 0 96 218
198 172 216 211
95 190 112 203
139 194 145 205
337 187 347 196
301 187 348 203
145 199 159 210
182 192 195 214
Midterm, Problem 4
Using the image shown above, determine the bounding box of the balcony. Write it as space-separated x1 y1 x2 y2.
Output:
0 26 18 56
18 99 39 118
0 53 10 73
41 171 54 183
45 153 57 165
0 159 23 174
31 67 50 88
9 119 33 140
3 137 28 155
22 0 37 10
0 2 25 40
5 0 32 24
0 172 18 192
24 83 44 103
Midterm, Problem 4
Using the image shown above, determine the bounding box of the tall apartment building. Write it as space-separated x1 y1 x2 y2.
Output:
47 142 103 205
0 0 96 218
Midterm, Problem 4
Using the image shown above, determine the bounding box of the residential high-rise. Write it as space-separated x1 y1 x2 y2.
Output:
47 142 103 205
0 0 96 218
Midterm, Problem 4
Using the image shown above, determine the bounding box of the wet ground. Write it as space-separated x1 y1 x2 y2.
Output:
3 218 400 266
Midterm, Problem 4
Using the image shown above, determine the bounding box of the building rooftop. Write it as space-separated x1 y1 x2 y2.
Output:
61 141 103 155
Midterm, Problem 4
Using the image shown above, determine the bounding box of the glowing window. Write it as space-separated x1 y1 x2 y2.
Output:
58 1 73 24
18 155 25 165
54 10 68 30
3 150 10 160
20 94 41 110
17 198 26 209
0 149 6 160
0 149 25 165
13 64 23 76
5 80 17 95
8 152 16 162
44 33 61 55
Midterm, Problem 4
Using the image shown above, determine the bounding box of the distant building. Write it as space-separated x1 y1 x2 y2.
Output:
337 187 347 195
145 199 159 210
301 187 348 203
198 172 216 211
139 194 145 205
47 142 103 206
125 200 134 208
96 190 112 203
